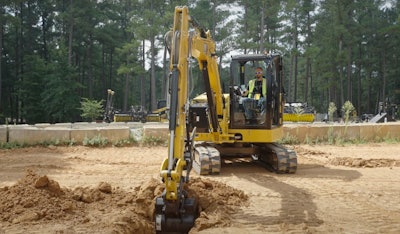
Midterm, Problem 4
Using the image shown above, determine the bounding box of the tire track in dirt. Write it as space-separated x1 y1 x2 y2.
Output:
294 144 400 232
320 182 399 232
210 159 324 233
210 155 400 233
284 169 400 233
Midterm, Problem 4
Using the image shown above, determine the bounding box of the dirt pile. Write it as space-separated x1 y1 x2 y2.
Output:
330 157 400 168
0 169 73 224
0 170 248 233
293 145 400 168
186 177 249 232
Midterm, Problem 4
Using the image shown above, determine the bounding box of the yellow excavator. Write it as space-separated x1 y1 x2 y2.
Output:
155 6 297 233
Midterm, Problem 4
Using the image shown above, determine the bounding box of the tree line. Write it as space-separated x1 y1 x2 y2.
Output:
0 0 399 124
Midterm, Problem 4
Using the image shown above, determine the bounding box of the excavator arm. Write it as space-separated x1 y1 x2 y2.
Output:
155 6 222 233
190 22 224 134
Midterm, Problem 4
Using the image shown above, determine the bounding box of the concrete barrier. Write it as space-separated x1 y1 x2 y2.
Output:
141 122 400 144
70 126 130 143
0 121 399 146
0 126 7 143
98 126 130 143
284 124 362 143
307 125 333 141
8 125 70 145
283 122 400 143
359 122 400 141
143 124 169 140
70 128 101 143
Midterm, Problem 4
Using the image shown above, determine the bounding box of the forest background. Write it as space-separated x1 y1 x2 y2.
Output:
0 0 399 124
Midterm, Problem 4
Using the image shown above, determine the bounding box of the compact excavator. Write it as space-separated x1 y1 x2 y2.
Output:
155 6 297 233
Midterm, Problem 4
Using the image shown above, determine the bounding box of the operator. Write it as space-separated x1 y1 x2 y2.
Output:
242 66 267 123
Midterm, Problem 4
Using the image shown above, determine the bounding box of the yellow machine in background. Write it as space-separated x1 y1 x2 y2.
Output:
146 100 168 122
155 6 297 233
283 102 315 122
105 96 167 123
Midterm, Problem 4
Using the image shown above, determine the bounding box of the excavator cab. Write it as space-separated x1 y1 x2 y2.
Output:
229 54 283 130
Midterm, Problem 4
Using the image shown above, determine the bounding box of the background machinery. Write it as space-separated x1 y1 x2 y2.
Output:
107 93 166 123
283 102 315 122
103 89 115 123
368 97 398 123
155 6 297 233
103 89 147 123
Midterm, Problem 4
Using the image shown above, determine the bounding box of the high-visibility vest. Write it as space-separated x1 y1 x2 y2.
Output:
248 78 266 98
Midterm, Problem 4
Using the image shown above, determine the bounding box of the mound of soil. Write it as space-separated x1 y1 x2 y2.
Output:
0 170 248 233
186 177 249 231
330 157 400 168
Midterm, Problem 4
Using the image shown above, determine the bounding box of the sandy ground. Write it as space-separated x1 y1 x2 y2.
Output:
1 143 400 234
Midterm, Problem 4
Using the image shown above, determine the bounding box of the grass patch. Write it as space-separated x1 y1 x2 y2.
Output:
0 139 77 149
82 135 109 147
304 135 325 145
112 137 139 147
37 139 77 147
141 136 167 147
278 133 299 145
372 134 400 144
0 141 26 149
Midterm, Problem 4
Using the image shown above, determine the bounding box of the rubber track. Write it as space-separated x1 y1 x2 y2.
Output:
259 143 297 174
192 144 221 175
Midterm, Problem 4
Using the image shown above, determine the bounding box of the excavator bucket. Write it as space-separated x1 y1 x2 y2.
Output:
155 196 198 233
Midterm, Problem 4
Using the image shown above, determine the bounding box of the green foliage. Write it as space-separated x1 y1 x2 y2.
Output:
342 100 355 123
20 55 48 124
277 133 299 145
0 1 400 123
304 135 324 145
0 139 77 149
112 138 138 147
0 142 26 149
328 102 337 122
327 126 335 145
82 135 109 147
79 98 104 122
381 135 400 144
141 136 167 147
41 50 82 123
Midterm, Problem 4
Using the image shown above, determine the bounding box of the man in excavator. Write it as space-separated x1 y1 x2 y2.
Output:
242 66 267 124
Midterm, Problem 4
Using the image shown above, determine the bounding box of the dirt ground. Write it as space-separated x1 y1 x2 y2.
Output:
1 143 400 234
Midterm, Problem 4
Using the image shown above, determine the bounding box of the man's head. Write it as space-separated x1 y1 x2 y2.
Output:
255 67 263 80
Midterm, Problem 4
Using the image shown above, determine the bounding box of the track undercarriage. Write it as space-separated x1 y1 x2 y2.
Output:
193 143 297 175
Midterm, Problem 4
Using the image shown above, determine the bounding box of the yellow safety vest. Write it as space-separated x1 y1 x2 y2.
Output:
248 78 267 99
